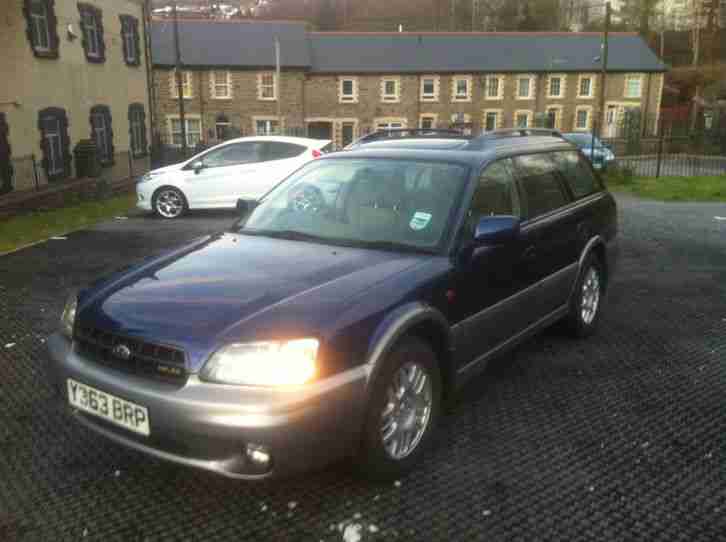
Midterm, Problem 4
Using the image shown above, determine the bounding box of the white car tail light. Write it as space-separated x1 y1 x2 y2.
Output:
311 149 322 159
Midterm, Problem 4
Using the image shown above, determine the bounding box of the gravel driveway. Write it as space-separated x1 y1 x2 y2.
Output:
1 198 725 541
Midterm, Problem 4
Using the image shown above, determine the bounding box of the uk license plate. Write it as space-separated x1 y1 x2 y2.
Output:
67 379 150 436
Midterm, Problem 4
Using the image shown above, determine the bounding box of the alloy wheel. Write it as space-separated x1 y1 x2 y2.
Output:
155 189 184 218
581 266 601 325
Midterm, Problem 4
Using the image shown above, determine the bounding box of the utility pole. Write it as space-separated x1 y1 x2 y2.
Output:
172 1 188 156
275 38 282 134
597 2 611 140
472 0 479 31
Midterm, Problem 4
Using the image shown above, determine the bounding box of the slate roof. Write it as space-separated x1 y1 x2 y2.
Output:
150 20 312 68
150 21 667 73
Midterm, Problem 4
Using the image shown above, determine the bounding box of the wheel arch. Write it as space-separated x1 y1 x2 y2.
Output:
363 302 454 403
571 235 608 302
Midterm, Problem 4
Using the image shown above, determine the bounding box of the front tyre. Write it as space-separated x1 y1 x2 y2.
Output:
356 338 441 480
153 186 187 219
564 255 605 337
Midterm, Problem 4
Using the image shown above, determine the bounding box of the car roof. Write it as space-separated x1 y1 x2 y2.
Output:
221 135 330 147
334 134 576 167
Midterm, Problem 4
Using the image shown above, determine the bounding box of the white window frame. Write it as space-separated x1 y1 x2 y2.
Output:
485 74 504 100
91 111 110 162
545 105 563 130
624 74 643 99
129 108 145 157
374 117 407 131
482 109 502 132
257 72 277 101
380 77 400 103
420 76 439 102
514 110 533 128
253 116 280 135
170 70 193 99
451 75 472 103
43 119 63 175
419 114 438 130
30 0 51 52
574 106 593 131
339 77 358 103
211 70 232 99
578 74 595 99
167 115 202 148
516 75 534 100
547 74 565 99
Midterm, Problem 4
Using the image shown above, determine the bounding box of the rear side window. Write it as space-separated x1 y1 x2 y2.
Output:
551 150 601 199
263 142 306 161
464 158 520 237
200 142 261 167
513 153 569 220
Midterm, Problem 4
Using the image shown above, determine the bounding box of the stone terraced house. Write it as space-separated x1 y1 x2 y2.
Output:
150 20 667 150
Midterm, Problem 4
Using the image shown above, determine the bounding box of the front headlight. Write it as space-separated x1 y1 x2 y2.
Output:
200 339 318 387
60 293 78 339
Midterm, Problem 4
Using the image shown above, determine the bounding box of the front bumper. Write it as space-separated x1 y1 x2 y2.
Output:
45 333 367 479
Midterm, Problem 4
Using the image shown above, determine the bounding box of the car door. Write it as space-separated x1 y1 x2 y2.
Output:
183 141 263 208
451 158 535 368
511 152 580 321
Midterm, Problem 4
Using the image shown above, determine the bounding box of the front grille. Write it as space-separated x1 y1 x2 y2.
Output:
74 325 188 385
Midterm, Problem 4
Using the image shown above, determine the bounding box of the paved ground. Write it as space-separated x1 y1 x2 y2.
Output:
616 155 726 177
1 198 725 541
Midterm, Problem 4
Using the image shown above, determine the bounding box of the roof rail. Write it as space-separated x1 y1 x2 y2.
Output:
477 128 565 140
345 128 469 149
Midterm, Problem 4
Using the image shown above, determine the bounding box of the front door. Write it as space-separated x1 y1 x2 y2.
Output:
0 113 13 195
451 158 533 369
183 141 264 207
605 105 618 138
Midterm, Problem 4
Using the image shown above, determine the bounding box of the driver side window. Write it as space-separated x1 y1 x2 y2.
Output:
199 142 261 168
464 159 520 237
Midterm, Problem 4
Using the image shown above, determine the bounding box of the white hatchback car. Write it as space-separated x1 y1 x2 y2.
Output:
137 136 331 218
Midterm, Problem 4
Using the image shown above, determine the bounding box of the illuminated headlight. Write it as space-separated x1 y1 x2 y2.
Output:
200 339 318 386
60 293 78 339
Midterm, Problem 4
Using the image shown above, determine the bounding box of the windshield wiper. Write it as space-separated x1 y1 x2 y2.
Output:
346 240 435 254
239 229 332 244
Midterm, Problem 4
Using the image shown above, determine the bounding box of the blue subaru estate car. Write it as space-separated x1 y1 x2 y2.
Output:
46 130 617 480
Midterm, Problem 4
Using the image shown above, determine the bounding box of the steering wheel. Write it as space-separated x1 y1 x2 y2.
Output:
289 183 326 214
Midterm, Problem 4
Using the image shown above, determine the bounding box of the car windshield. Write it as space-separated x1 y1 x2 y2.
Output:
237 158 469 252
564 133 605 149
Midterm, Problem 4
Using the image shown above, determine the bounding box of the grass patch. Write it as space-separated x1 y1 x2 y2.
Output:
0 192 136 254
604 172 726 202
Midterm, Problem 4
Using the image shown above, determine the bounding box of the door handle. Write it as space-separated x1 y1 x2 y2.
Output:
522 245 537 261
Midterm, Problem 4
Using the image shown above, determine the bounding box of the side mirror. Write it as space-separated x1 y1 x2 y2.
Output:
474 215 520 245
236 198 258 216
192 161 204 174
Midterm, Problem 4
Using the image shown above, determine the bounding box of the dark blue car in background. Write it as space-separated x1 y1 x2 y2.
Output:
47 130 618 480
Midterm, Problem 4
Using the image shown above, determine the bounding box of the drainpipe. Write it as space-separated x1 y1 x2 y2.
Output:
642 72 652 136
141 0 155 157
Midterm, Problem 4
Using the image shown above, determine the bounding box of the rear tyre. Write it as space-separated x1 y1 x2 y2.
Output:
563 254 605 338
355 337 441 480
153 186 187 219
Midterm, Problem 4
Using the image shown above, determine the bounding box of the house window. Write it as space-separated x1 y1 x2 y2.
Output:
575 108 590 130
486 75 502 99
339 78 358 103
256 119 279 135
128 103 147 158
420 115 437 130
38 107 70 180
258 73 276 101
625 75 642 98
579 76 593 98
24 0 59 57
212 71 232 99
376 120 405 131
78 3 105 63
515 111 531 128
546 107 562 129
169 117 202 147
421 76 438 101
90 105 114 165
452 76 471 102
483 111 499 132
548 76 562 98
170 71 193 99
119 15 140 66
517 77 532 99
381 78 399 102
